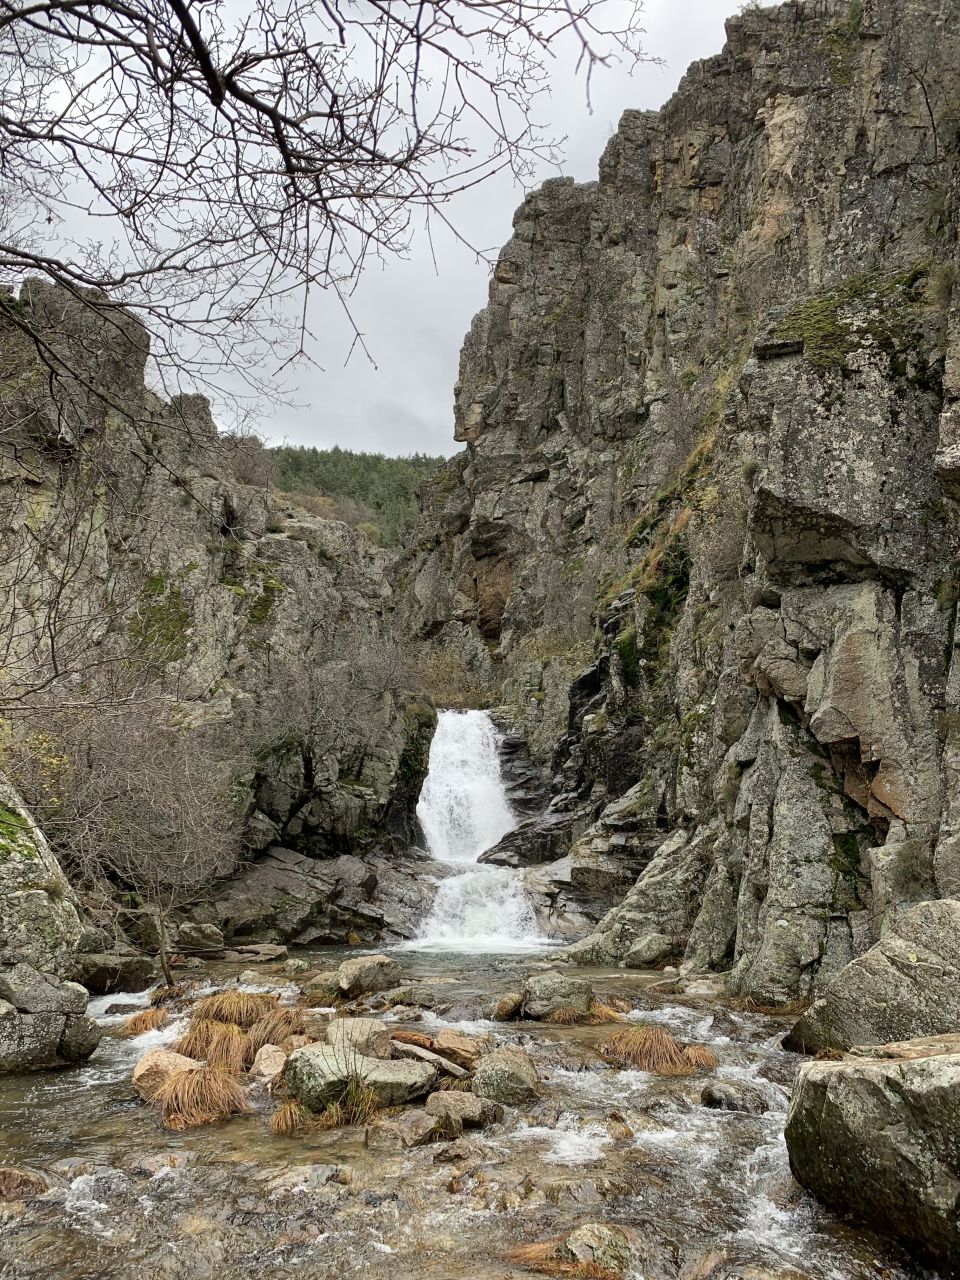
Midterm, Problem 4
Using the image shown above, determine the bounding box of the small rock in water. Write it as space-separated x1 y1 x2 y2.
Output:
132 1048 202 1100
250 1043 287 1086
472 1047 540 1105
700 1080 769 1115
432 1028 489 1068
336 954 402 997
521 969 594 1021
0 1168 48 1200
559 1223 633 1275
283 958 311 976
490 992 523 1021
425 1091 503 1129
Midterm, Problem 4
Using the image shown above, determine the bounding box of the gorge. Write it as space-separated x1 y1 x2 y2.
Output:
1 0 960 1275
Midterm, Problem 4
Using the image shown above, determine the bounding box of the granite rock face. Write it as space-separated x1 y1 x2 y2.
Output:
397 0 960 999
785 1035 960 1275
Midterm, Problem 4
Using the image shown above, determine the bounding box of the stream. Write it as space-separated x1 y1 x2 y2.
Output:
0 712 929 1278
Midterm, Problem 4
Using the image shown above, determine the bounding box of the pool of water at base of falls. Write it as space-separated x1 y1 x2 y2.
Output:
0 948 928 1280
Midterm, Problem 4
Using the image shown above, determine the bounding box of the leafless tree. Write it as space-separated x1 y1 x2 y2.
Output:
0 0 650 397
5 692 243 982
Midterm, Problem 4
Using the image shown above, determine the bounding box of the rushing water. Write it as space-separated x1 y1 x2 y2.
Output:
410 709 546 952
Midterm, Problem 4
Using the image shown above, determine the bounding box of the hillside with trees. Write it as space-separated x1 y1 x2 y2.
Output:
268 445 443 545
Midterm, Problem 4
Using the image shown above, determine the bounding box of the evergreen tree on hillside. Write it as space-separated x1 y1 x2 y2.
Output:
268 445 444 545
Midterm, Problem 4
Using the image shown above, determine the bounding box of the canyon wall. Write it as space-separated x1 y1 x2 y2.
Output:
398 0 960 999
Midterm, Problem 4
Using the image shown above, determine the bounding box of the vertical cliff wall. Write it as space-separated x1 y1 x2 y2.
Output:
398 0 960 998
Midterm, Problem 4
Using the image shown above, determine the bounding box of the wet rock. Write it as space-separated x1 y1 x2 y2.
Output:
175 922 224 953
283 958 311 976
69 952 157 995
250 1043 287 1085
0 965 101 1072
303 971 338 998
285 1043 436 1109
472 1047 540 1105
425 1091 503 1129
432 1028 490 1069
785 1036 960 1273
700 1080 769 1115
559 1223 633 1275
391 1040 469 1078
522 969 594 1020
785 900 960 1053
0 1167 48 1199
132 1048 202 1100
336 953 402 998
378 1109 456 1148
222 943 288 964
490 992 523 1021
326 1016 392 1060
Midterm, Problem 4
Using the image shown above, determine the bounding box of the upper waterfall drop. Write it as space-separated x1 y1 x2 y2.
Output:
410 709 547 952
416 709 515 862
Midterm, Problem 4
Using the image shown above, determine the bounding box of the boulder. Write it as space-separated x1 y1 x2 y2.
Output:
326 1017 392 1060
0 965 101 1072
522 969 594 1020
132 1048 202 1100
558 1224 633 1275
69 952 157 995
785 900 960 1053
785 1035 960 1274
432 1028 489 1069
472 1047 540 1105
425 1091 503 1129
175 922 224 952
490 992 523 1021
336 953 402 998
285 1043 435 1110
379 1110 454 1148
0 1167 48 1199
391 1040 469 1078
250 1043 287 1086
700 1080 770 1115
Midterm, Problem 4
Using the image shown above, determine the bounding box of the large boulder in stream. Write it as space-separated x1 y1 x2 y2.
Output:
335 953 402 998
285 1042 436 1110
785 1034 960 1274
0 962 100 1072
521 969 594 1020
784 900 960 1053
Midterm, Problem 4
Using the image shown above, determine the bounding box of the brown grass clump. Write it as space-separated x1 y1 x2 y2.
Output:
171 1019 224 1061
682 1044 720 1072
204 1023 255 1073
298 990 339 1008
732 996 811 1017
150 1065 253 1130
545 1005 589 1026
314 1075 380 1129
603 1024 694 1076
435 1075 473 1092
814 1047 845 1061
119 1007 169 1037
389 1029 434 1050
0 1167 47 1199
507 1241 619 1280
150 980 200 1007
190 989 278 1029
270 1099 307 1136
586 1001 628 1025
247 1008 305 1055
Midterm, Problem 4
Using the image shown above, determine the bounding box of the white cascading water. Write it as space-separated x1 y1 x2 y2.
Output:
410 709 546 951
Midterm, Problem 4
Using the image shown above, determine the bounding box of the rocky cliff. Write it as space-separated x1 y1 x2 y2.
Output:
398 0 960 1001
0 281 435 996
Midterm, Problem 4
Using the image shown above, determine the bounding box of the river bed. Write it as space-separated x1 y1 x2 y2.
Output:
0 948 926 1280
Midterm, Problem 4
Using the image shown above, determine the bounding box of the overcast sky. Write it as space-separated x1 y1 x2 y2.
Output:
261 2 752 458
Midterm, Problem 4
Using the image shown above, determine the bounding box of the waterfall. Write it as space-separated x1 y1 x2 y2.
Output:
409 709 546 952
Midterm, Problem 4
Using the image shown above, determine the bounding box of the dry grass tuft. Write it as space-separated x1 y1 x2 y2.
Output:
435 1075 473 1092
190 989 278 1028
150 980 200 1007
545 1005 589 1025
389 1029 434 1050
507 1241 619 1279
204 1022 255 1073
247 1008 305 1055
814 1047 845 1061
732 996 811 1017
298 990 339 1009
586 1001 628 1025
150 1065 253 1130
683 1044 720 1072
315 1075 380 1128
119 1007 169 1037
171 1019 224 1061
603 1024 694 1076
270 1099 307 1136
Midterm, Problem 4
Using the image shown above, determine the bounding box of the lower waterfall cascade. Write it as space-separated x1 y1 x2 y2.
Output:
409 709 547 951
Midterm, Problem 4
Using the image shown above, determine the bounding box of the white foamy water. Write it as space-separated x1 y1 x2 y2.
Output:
409 709 547 952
